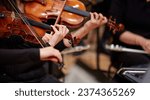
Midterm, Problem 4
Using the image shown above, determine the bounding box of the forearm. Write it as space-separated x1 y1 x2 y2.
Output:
53 38 73 51
72 28 85 40
0 48 40 65
72 24 92 41
71 13 107 43
119 31 146 46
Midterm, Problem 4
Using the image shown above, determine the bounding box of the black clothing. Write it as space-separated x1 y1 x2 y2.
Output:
0 37 60 83
0 0 17 11
107 0 150 68
0 0 65 82
0 48 40 65
110 0 150 49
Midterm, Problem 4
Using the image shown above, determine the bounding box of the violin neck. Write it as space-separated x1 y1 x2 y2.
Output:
64 5 90 17
26 17 52 31
0 11 51 31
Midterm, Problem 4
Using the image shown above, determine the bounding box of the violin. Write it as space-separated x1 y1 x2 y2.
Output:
24 0 87 28
107 16 125 34
0 0 64 66
0 6 52 45
24 0 125 31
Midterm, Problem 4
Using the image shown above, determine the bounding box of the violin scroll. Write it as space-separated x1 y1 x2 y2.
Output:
107 16 125 34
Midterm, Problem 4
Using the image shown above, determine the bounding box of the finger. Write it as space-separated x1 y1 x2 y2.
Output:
55 24 63 31
90 12 94 20
59 25 63 34
46 48 63 63
42 36 50 43
53 50 63 63
94 12 100 20
99 14 106 25
55 25 63 34
42 38 47 43
103 17 108 23
49 33 59 45
50 31 54 35
55 24 60 29
46 33 52 39
51 25 59 33
43 57 60 63
60 25 68 37
49 57 59 63
99 13 104 21
66 28 69 34
100 17 107 25
65 28 69 36
62 26 68 36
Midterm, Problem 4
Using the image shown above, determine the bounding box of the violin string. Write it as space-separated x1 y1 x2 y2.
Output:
2 11 52 31
7 0 47 47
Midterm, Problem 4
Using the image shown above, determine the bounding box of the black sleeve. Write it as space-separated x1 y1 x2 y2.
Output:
54 40 68 51
109 0 126 23
0 48 40 65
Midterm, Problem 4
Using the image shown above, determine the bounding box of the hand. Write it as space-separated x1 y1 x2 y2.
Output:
40 47 62 63
135 36 150 53
140 39 150 54
71 12 107 42
42 24 69 47
84 12 107 30
42 33 52 44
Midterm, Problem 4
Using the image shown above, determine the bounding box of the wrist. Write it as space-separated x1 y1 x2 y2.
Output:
135 36 146 46
63 38 72 47
48 41 55 47
84 23 95 31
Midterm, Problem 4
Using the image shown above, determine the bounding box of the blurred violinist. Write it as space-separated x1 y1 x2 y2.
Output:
107 0 150 69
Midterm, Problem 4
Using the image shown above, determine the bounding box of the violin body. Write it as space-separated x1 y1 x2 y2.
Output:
0 7 46 44
24 0 86 28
